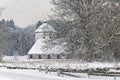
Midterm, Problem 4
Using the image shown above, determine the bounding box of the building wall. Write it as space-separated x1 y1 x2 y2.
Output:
41 54 48 59
28 54 69 59
35 32 57 41
28 54 39 59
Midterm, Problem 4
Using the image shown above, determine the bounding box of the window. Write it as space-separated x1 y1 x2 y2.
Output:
48 55 51 59
57 55 60 59
43 37 45 39
49 37 52 39
39 55 41 59
30 55 33 59
67 54 69 59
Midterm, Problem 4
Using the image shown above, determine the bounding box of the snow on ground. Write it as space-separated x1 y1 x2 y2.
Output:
1 56 119 69
0 76 14 80
2 56 28 62
88 62 114 68
1 59 119 70
2 56 120 80
0 67 119 80
0 67 75 80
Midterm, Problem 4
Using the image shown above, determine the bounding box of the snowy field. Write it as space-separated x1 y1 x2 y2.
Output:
1 56 120 80
2 56 120 69
0 67 120 80
1 60 120 70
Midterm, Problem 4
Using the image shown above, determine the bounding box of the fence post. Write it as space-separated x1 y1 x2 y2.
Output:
45 66 49 74
88 69 92 78
57 69 62 76
114 76 116 80
39 66 42 72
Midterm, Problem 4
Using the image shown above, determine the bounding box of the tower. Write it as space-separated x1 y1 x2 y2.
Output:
35 22 57 41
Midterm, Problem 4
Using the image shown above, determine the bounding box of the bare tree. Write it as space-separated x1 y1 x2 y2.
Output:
51 0 120 61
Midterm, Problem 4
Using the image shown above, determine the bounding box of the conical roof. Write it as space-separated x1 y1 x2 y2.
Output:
28 39 63 54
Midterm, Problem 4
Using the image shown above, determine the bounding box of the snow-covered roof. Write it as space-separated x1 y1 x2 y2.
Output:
28 39 64 55
35 23 57 33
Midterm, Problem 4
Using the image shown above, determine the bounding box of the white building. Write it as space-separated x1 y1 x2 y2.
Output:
28 22 69 59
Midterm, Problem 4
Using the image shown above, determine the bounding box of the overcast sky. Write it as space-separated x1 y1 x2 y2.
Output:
0 0 53 27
